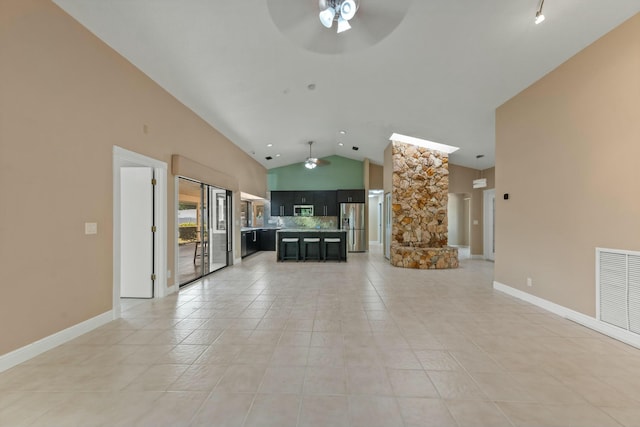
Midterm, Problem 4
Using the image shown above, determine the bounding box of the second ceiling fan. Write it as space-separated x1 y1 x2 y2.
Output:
304 141 330 169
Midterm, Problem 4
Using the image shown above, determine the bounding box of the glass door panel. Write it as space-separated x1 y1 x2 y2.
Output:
207 188 229 273
200 183 210 275
178 178 202 285
178 178 231 286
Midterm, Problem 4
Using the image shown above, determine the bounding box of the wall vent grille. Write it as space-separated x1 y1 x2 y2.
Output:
597 248 640 335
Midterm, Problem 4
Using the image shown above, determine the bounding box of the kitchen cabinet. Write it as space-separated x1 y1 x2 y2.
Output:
293 191 315 205
337 189 365 203
241 232 248 257
260 229 276 251
241 229 261 258
271 190 346 217
270 191 294 216
314 191 337 216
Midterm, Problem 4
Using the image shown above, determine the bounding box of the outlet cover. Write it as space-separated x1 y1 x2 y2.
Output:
85 222 98 235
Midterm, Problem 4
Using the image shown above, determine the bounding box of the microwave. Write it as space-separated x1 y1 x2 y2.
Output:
293 205 314 217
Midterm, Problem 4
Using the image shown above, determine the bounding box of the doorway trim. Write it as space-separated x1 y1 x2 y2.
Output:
483 189 496 261
113 146 167 319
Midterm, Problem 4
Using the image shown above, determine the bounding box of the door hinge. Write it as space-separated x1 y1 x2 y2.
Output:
151 178 157 185
151 226 157 232
151 274 156 281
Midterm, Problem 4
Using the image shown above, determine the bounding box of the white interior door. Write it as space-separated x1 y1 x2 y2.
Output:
121 167 154 298
483 189 496 261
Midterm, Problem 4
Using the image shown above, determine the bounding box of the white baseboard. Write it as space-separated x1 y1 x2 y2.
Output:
0 310 113 373
233 257 242 265
494 281 640 350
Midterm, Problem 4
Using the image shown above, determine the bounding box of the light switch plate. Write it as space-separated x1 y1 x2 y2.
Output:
85 222 98 235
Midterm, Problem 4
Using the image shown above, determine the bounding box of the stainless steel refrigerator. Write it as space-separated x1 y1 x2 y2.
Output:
340 203 366 252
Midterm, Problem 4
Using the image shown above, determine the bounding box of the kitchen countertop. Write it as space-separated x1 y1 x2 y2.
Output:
276 229 346 233
241 227 281 232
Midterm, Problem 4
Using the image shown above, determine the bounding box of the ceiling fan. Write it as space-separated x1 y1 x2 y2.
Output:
304 141 330 169
266 0 412 54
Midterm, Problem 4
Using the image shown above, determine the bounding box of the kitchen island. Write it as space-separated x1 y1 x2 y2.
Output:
276 229 347 261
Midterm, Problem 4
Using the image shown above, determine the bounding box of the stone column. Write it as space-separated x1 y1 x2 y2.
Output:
390 141 458 269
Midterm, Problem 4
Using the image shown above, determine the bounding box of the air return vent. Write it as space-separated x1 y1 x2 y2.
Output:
596 248 640 334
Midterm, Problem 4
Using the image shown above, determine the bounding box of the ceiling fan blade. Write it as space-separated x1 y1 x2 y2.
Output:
316 158 331 166
345 0 411 47
266 0 412 54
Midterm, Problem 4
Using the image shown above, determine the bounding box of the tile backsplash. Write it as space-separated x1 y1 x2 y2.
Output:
264 200 338 229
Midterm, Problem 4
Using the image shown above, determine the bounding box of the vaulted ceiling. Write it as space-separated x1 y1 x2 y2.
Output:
53 0 640 170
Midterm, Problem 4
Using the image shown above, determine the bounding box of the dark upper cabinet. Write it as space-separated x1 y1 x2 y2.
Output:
293 191 314 205
272 190 349 216
336 189 365 203
270 191 294 216
314 191 338 216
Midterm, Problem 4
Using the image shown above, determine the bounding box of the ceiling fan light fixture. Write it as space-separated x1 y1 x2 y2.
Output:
319 7 336 28
340 0 357 21
535 0 546 24
337 16 351 33
305 159 318 169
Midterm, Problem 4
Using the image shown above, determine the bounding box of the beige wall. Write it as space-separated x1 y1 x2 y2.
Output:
449 164 495 255
495 14 640 316
369 163 383 189
0 0 266 355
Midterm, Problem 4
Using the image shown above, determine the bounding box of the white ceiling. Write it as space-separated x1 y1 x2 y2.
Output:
53 0 640 170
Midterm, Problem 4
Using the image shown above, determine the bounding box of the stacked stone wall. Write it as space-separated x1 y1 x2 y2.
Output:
390 141 458 269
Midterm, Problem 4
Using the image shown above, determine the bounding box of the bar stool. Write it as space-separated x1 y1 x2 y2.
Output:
280 237 299 261
302 237 321 261
323 237 342 262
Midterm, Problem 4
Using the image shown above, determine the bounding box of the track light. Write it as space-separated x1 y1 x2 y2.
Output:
535 0 545 24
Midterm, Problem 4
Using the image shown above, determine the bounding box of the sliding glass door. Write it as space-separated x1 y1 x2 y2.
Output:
207 186 230 274
178 178 231 286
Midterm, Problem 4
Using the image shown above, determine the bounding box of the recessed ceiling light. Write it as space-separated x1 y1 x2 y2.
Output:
276 154 281 157
339 130 346 135
265 156 273 160
352 146 359 151
307 83 316 90
267 143 273 147
338 142 344 146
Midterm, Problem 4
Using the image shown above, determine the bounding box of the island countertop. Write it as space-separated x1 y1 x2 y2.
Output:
276 229 346 233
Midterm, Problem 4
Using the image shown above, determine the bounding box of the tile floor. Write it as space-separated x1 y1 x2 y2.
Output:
2 247 640 426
